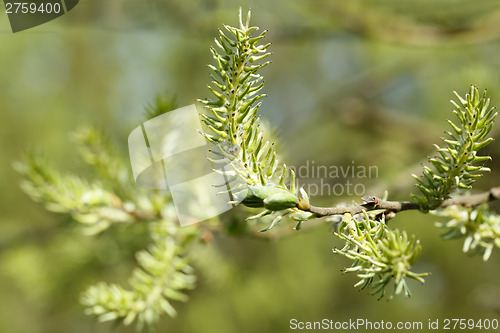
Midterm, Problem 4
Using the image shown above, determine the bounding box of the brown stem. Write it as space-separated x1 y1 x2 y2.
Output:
308 197 419 217
307 186 500 218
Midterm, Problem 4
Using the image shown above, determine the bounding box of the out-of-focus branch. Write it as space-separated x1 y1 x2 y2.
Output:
442 187 500 207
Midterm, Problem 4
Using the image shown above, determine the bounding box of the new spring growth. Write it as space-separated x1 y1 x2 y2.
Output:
199 8 314 230
412 86 497 212
333 212 428 299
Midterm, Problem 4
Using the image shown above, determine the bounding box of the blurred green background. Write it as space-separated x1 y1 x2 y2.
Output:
2 0 500 332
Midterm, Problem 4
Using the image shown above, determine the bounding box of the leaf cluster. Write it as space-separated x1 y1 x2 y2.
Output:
333 213 428 299
412 86 497 211
198 9 314 230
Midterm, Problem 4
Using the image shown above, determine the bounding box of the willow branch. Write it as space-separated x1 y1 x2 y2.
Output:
308 186 500 218
308 197 419 217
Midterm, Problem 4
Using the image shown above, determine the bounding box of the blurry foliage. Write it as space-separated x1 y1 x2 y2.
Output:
81 222 197 330
2 1 500 333
435 204 500 261
143 93 179 120
15 125 200 329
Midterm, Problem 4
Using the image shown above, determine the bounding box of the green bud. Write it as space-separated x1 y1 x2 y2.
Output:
242 185 298 211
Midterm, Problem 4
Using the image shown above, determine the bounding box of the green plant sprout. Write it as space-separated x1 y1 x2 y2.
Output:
16 8 500 330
